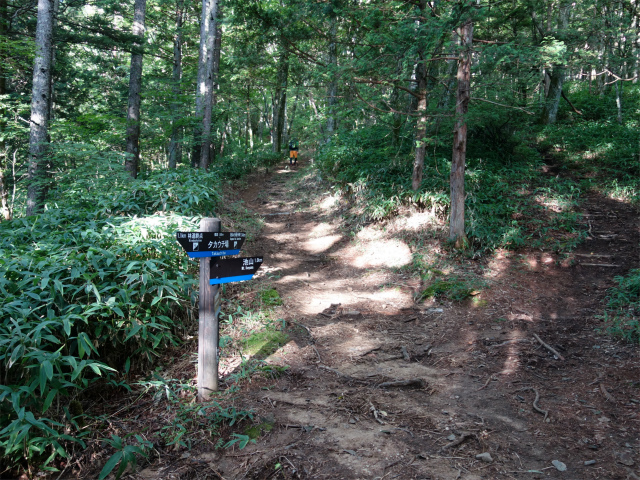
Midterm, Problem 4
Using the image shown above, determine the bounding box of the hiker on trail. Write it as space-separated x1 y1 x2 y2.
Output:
288 138 299 166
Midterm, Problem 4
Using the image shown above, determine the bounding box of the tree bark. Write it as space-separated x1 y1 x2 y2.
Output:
124 0 147 179
326 16 338 141
411 0 428 191
540 65 564 124
272 45 289 154
195 0 218 169
209 11 222 162
168 0 183 169
449 18 473 249
26 0 54 216
0 0 10 220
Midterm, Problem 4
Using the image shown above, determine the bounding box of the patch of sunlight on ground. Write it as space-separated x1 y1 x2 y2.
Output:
318 195 339 210
349 239 412 268
309 222 335 238
485 250 516 277
303 234 342 254
396 211 441 231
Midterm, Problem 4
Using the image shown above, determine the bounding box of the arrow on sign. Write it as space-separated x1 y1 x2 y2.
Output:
210 257 264 285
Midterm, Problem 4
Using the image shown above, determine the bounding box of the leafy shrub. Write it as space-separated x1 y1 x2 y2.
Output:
0 166 222 470
316 126 584 252
605 269 640 343
419 276 478 301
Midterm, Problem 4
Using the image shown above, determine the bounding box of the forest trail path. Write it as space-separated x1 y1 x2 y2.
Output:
207 155 640 480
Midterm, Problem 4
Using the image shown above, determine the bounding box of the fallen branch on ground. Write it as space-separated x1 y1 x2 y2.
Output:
440 432 474 452
533 334 565 360
378 378 426 389
518 387 548 421
600 383 617 403
476 375 496 391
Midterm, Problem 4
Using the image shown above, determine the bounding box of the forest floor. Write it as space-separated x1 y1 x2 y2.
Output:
132 153 639 480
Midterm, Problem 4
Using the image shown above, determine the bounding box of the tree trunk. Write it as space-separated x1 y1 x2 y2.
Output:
209 11 222 163
0 0 10 220
195 0 218 170
449 18 473 249
168 0 183 169
411 0 428 191
411 66 427 190
540 65 564 124
124 0 147 179
326 16 338 141
26 0 54 216
272 46 289 154
615 80 623 124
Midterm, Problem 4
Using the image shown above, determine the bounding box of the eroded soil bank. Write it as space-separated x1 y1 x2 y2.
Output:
138 155 639 480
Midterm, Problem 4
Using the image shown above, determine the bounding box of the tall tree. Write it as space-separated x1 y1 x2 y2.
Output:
449 16 473 248
26 0 55 216
0 0 10 220
326 12 338 141
272 41 289 153
124 0 147 178
168 0 184 169
194 0 219 169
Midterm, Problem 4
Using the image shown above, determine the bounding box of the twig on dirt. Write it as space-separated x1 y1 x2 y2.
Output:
403 316 418 323
488 338 529 348
281 455 297 473
580 263 620 267
283 424 326 431
600 383 617 403
476 375 496 391
359 346 381 357
533 333 565 361
292 320 312 336
401 346 411 361
440 432 473 452
378 378 426 389
318 365 367 384
575 253 612 258
518 387 548 421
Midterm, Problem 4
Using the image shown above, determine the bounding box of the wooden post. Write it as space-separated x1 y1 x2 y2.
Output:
198 217 221 401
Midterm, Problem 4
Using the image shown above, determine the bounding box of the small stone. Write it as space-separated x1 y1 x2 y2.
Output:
618 451 635 466
447 434 456 441
584 460 596 466
349 418 356 424
476 452 493 463
552 460 567 471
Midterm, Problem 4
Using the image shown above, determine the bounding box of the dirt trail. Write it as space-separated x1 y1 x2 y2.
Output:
187 156 639 479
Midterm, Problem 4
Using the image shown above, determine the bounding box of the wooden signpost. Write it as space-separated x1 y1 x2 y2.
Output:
176 219 263 402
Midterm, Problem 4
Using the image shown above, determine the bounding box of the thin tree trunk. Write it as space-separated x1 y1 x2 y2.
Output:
168 0 183 169
411 0 428 191
198 0 218 169
272 46 289 153
26 0 54 215
326 16 338 141
449 18 473 249
287 89 299 136
210 11 222 163
615 80 623 124
0 0 10 220
124 0 147 179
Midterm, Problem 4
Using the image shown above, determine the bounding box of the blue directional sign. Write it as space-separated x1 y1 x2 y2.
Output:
176 231 246 258
210 257 264 285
